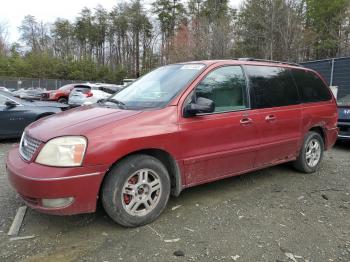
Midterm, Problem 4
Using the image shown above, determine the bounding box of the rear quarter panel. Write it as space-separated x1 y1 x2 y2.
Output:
301 101 338 149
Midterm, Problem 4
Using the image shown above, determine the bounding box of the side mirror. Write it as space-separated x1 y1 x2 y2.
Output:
183 97 215 118
5 100 18 108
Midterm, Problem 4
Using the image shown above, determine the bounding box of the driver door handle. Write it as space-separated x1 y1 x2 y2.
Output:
265 115 277 122
240 117 253 126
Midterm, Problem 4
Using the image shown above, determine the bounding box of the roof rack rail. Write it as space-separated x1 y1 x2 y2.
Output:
237 57 303 67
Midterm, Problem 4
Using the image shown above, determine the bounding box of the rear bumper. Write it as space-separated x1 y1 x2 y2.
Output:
68 99 84 107
338 121 350 140
6 146 109 215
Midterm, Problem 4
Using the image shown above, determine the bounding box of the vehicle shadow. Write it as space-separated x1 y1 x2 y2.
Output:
334 140 350 150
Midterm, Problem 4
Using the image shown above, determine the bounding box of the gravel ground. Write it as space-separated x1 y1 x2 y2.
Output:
0 140 349 262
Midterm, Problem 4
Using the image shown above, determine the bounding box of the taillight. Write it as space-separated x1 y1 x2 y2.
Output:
86 92 93 97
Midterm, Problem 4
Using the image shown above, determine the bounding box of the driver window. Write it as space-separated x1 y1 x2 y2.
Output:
195 66 247 113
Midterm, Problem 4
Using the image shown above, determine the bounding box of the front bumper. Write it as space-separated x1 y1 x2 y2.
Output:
6 146 109 215
338 121 350 140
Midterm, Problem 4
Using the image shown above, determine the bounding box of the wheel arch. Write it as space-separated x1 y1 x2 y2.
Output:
309 126 326 145
101 148 183 198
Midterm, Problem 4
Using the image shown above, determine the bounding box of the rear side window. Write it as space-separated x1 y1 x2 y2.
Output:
72 86 91 94
245 66 299 109
291 69 332 103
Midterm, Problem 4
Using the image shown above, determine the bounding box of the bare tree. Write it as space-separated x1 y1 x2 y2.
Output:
0 20 9 55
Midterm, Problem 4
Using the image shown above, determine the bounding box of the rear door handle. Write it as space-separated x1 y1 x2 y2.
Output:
265 115 277 122
240 117 253 126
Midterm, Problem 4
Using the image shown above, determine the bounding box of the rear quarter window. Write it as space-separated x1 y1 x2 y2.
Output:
245 65 299 109
291 69 332 103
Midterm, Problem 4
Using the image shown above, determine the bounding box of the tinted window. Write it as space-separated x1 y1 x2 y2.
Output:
291 69 332 103
245 66 299 109
195 66 247 113
72 86 91 94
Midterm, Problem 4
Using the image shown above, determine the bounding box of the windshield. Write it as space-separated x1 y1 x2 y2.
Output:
109 64 205 109
338 94 350 106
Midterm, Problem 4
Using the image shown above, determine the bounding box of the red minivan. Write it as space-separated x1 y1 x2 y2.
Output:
6 59 338 227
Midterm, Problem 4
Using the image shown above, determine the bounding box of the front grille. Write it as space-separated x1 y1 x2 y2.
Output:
19 133 42 161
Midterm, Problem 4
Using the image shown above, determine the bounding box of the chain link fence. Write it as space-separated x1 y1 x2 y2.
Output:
0 77 100 90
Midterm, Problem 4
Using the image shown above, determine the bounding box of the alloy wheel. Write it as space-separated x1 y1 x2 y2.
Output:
305 138 321 168
121 168 162 216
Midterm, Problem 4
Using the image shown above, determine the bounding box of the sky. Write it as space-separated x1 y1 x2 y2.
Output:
0 0 243 43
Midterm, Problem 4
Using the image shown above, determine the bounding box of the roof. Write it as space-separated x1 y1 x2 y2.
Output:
180 59 304 69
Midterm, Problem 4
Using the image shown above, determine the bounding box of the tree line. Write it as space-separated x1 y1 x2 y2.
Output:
0 0 349 84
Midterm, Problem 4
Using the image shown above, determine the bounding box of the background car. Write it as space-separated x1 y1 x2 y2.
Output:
337 94 350 140
41 84 78 104
68 84 123 107
0 90 68 139
122 79 135 87
12 87 46 100
0 86 10 92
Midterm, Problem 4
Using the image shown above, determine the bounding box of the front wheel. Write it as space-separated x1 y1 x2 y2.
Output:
102 154 171 227
293 131 324 173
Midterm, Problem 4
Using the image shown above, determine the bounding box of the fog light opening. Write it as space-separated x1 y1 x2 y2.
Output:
41 197 74 208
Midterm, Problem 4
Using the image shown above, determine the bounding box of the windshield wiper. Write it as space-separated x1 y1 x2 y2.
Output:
98 98 127 108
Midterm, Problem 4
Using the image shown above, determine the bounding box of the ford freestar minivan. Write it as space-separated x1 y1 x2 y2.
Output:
6 59 338 227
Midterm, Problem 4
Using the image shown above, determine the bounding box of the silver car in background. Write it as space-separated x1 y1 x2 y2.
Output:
68 84 123 107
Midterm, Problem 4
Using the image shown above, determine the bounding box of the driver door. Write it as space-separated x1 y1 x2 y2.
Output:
178 66 261 186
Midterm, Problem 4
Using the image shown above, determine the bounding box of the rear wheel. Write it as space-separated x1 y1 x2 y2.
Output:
102 154 170 227
293 131 324 173
57 97 67 104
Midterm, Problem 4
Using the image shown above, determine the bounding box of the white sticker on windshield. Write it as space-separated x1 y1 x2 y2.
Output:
180 64 204 70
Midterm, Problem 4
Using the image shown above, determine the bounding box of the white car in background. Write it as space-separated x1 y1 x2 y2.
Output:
0 86 10 92
68 84 123 107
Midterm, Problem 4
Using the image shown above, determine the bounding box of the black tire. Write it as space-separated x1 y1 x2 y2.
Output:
101 154 171 227
58 97 68 104
293 131 324 173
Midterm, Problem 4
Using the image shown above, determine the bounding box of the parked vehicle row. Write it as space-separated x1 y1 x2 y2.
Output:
6 59 338 227
42 82 128 104
13 88 46 100
0 82 126 138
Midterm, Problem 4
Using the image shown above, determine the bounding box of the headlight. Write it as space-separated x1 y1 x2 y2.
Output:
35 136 87 167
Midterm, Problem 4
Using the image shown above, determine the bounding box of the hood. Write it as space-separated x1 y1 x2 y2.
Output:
27 105 142 142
